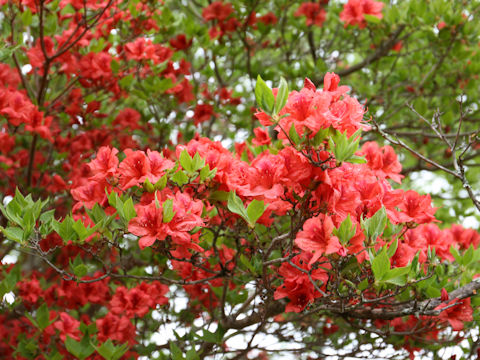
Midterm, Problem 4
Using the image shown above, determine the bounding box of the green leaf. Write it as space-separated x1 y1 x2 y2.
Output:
384 265 410 282
463 245 474 265
333 215 356 246
209 191 229 202
36 303 50 330
108 191 125 219
371 247 390 281
186 348 200 360
246 200 267 227
201 329 218 343
361 207 387 241
21 9 33 26
288 123 301 145
40 209 55 224
154 174 168 190
179 150 194 172
200 164 211 182
274 77 289 114
328 129 362 164
73 264 88 278
312 128 330 147
162 199 176 223
119 74 134 89
0 226 24 243
358 278 369 291
255 75 275 114
240 254 256 273
65 336 95 360
95 340 129 360
169 343 184 360
387 238 398 258
384 276 407 286
144 178 155 192
123 198 136 222
2 199 23 225
227 192 249 223
72 219 96 242
172 171 189 186
450 246 462 264
58 216 79 242
191 152 205 172
364 14 381 24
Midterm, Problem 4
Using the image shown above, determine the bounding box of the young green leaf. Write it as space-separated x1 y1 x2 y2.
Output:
179 149 194 173
227 191 249 223
169 342 185 360
361 207 387 241
246 200 267 227
162 198 176 223
255 75 275 114
333 215 356 245
371 247 390 281
288 123 301 145
274 77 289 114
95 340 129 360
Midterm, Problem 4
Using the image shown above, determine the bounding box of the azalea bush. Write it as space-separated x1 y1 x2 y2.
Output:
1 0 480 359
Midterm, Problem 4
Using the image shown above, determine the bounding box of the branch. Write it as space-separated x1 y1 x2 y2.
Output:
336 25 406 77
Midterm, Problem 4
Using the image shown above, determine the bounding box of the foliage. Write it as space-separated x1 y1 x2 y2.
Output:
1 0 480 359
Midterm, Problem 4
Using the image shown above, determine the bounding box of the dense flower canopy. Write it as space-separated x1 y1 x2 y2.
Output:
1 0 480 359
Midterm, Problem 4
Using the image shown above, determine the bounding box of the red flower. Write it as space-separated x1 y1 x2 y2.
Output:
128 192 204 250
294 2 326 27
392 41 403 52
295 214 343 265
0 64 21 88
258 12 278 26
53 312 81 341
88 146 119 183
441 288 449 301
128 201 167 249
119 149 151 189
24 110 53 142
169 34 193 50
398 190 437 224
340 0 384 29
110 282 168 318
17 278 43 305
147 149 174 184
436 298 473 331
96 313 136 345
254 111 273 126
252 127 271 146
274 252 329 312
113 108 141 130
360 141 403 183
202 1 234 22
448 224 480 250
192 103 216 126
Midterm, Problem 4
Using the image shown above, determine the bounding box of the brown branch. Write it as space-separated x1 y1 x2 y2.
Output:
336 25 406 77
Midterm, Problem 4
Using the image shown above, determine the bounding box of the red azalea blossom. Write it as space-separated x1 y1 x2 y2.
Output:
340 0 384 28
53 312 81 342
193 103 216 126
274 252 329 312
202 1 234 22
398 190 437 224
436 298 473 331
295 214 344 265
252 127 271 146
128 201 167 249
294 2 327 27
360 141 403 183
